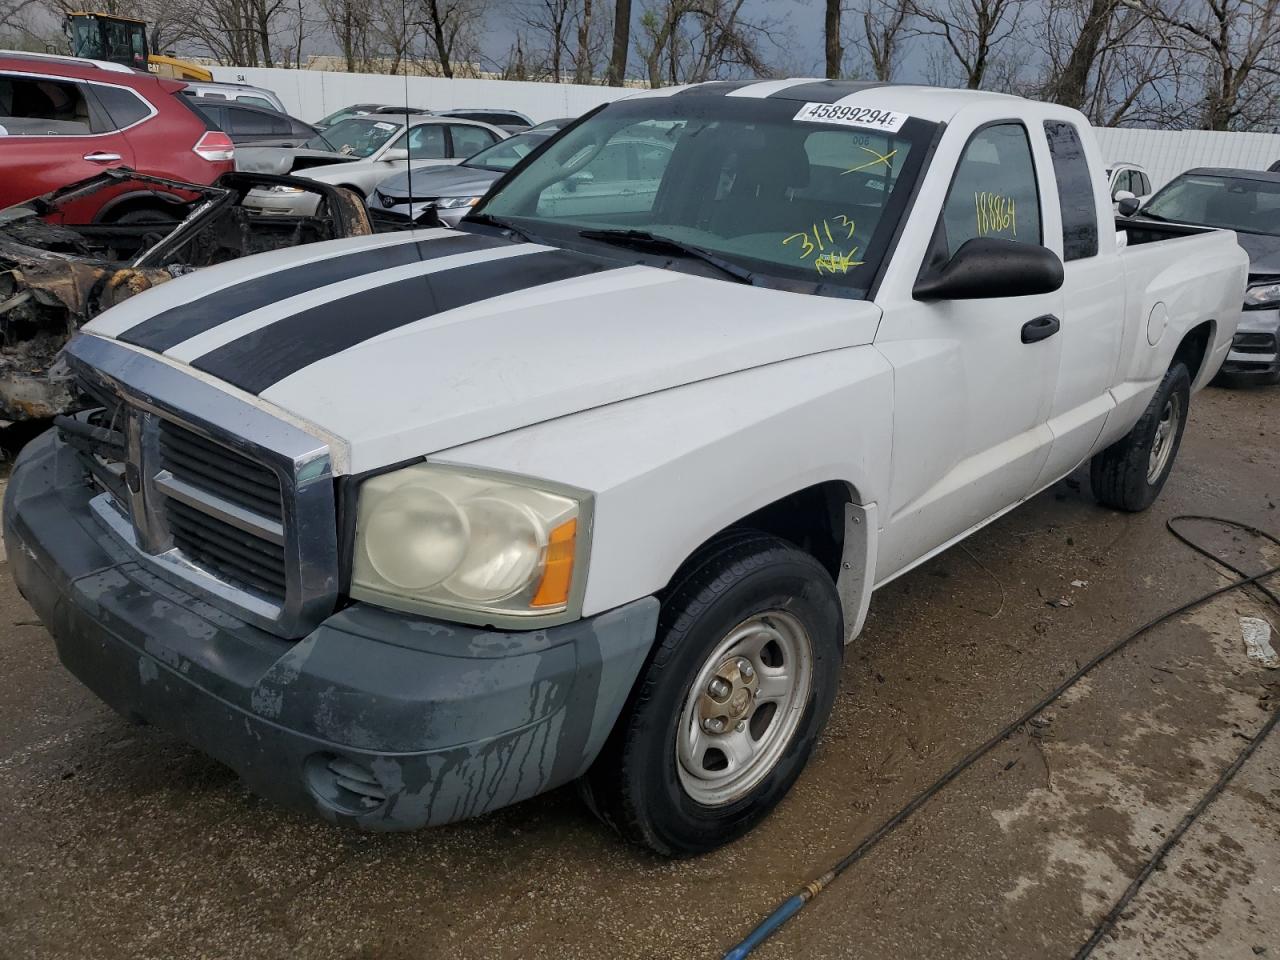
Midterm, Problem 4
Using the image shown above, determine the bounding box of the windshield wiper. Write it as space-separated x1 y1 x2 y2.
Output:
465 212 536 243
576 228 755 285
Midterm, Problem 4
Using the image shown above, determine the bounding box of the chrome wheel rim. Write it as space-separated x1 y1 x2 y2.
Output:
675 610 813 807
1147 393 1181 484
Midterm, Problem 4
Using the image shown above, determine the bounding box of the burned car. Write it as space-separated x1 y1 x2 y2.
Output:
0 169 370 424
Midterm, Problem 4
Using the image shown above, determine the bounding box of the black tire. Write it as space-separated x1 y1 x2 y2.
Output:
1091 362 1191 512
580 531 843 856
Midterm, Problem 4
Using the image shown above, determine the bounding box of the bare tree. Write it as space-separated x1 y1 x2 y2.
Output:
636 0 773 87
606 0 630 83
321 0 375 71
413 0 486 77
909 0 1027 89
824 0 840 77
857 0 912 80
575 0 595 81
1124 0 1280 130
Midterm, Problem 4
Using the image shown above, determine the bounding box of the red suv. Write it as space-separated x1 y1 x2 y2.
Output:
0 52 235 217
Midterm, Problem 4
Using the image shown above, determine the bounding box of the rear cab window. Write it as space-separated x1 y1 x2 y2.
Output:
1043 120 1099 261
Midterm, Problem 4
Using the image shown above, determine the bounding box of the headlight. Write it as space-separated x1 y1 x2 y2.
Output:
1244 281 1280 308
267 185 306 194
435 196 481 209
350 463 587 623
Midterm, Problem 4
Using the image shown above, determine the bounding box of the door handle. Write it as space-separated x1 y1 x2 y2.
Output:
83 152 122 162
1021 314 1061 344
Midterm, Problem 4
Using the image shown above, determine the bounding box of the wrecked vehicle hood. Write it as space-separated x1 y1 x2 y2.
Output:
0 169 371 423
83 229 882 474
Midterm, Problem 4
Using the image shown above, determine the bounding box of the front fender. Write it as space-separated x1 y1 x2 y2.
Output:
432 346 894 621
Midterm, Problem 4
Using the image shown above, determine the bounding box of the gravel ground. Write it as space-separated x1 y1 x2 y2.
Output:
0 383 1277 960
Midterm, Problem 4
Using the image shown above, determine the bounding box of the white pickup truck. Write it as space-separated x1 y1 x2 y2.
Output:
4 80 1247 856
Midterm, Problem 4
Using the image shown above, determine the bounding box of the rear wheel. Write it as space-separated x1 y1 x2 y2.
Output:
1091 362 1191 511
580 532 843 856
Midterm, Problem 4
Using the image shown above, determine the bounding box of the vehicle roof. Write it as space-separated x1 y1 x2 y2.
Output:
630 78 1051 125
186 80 278 94
1110 161 1147 170
0 49 141 78
443 107 533 119
1177 167 1280 184
191 98 310 124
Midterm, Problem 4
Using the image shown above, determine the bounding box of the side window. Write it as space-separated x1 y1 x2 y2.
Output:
1137 172 1151 195
227 106 275 135
1043 120 1099 261
405 124 446 159
1113 169 1131 196
91 85 150 130
449 124 497 157
0 75 92 135
939 123 1041 258
237 95 275 110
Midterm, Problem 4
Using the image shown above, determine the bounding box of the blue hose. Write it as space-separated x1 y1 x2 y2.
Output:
721 894 808 960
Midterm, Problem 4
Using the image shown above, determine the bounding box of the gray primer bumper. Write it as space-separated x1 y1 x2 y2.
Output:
3 430 659 830
1221 306 1280 380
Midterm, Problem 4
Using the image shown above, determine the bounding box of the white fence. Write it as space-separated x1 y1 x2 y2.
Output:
1095 127 1280 190
210 66 627 126
215 67 1280 189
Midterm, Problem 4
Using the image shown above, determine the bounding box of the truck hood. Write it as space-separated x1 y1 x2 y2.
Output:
1234 231 1280 277
84 230 882 474
375 164 499 200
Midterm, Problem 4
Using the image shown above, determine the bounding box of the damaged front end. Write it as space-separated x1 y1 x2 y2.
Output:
0 168 371 425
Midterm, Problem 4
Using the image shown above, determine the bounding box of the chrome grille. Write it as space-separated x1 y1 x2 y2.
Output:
63 335 339 638
158 420 283 520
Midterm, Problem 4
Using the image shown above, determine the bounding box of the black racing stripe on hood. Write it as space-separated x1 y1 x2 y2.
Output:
119 233 512 353
191 248 617 395
767 80 891 102
673 80 758 96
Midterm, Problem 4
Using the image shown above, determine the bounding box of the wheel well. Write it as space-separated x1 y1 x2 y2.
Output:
97 193 186 223
1172 320 1213 382
339 184 365 198
668 481 855 591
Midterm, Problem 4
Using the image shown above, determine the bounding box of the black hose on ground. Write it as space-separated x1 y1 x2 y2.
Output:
723 516 1280 960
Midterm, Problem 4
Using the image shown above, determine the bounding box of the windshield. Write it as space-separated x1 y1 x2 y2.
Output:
303 117 399 156
476 96 937 296
465 131 552 172
1143 173 1280 237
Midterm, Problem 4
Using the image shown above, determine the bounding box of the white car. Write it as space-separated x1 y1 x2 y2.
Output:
240 115 506 216
6 80 1246 858
1108 161 1153 209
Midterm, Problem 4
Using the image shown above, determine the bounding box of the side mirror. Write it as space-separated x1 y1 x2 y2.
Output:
383 148 409 163
1116 195 1141 217
1113 188 1136 202
565 170 594 192
913 237 1064 301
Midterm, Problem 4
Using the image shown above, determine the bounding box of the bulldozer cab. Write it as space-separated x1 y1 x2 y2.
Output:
66 13 149 71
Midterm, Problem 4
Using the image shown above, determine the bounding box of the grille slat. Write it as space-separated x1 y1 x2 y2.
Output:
156 419 289 603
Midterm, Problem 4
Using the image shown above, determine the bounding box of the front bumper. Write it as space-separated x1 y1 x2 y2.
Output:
1221 307 1280 380
4 430 659 830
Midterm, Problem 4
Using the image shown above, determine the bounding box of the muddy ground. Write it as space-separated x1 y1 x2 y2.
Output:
0 384 1277 960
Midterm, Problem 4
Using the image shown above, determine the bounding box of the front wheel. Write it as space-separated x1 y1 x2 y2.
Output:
1091 362 1191 511
580 532 843 856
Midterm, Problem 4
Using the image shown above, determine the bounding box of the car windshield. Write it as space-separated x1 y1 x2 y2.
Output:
477 96 937 296
317 106 372 127
1143 173 1280 237
464 131 552 172
303 117 400 157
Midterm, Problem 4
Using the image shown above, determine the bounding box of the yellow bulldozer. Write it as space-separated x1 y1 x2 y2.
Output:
65 12 213 81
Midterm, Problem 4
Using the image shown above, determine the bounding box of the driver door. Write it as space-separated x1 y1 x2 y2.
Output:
875 121 1064 581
